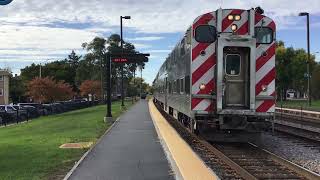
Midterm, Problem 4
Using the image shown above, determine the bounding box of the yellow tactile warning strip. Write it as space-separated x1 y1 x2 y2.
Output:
60 142 93 149
148 100 219 180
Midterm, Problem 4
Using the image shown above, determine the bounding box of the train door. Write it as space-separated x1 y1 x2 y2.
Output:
223 47 250 109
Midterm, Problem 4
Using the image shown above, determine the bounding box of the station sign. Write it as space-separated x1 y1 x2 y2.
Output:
111 53 150 64
0 0 13 5
112 58 129 63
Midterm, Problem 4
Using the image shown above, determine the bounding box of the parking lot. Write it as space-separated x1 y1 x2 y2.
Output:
0 99 101 126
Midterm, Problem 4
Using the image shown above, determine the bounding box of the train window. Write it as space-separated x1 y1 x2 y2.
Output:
195 25 217 43
255 27 273 44
176 80 180 93
185 76 190 94
180 79 184 94
225 54 241 76
180 39 185 56
165 77 168 89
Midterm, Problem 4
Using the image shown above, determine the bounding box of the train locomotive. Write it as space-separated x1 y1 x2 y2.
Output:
153 8 276 141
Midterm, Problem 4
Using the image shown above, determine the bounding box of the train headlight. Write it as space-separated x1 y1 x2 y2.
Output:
235 15 241 21
228 15 234 20
262 85 268 92
199 83 206 90
231 24 238 31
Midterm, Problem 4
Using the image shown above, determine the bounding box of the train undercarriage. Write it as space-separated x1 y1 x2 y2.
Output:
154 98 273 142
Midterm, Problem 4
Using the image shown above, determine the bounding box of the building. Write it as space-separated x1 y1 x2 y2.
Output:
0 70 10 105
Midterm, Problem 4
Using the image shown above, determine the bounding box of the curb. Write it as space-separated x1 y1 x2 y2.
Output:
63 106 131 180
148 101 183 180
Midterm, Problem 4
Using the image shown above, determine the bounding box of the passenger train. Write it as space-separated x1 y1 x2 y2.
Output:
153 7 276 141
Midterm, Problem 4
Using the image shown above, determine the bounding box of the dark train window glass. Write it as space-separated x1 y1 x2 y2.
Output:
180 79 184 93
225 54 241 76
176 80 180 93
165 78 168 89
185 76 190 94
195 25 217 43
180 39 185 56
255 27 273 44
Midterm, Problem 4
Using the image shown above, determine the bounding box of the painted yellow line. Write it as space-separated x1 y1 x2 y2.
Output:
148 100 219 180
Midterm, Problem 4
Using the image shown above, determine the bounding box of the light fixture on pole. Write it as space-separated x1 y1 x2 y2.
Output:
120 15 131 107
299 12 311 106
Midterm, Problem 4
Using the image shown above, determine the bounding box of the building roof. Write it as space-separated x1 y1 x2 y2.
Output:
0 70 11 76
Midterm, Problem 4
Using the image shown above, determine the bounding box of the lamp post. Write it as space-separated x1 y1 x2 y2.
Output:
120 16 131 107
299 12 311 106
139 65 143 98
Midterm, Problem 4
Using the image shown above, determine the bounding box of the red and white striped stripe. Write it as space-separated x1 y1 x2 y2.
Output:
255 14 276 113
222 9 249 35
191 12 216 111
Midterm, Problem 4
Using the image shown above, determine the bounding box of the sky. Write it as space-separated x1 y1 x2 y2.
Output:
0 0 319 84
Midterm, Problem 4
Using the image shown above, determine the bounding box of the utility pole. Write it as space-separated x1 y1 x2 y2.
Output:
39 63 42 78
104 53 112 122
140 65 143 98
299 12 311 106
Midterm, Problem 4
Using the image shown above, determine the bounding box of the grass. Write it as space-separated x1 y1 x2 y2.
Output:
0 101 134 180
277 99 320 111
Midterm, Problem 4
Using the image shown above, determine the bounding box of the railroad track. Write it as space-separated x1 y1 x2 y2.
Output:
212 142 320 180
274 123 320 142
154 102 320 180
274 107 320 142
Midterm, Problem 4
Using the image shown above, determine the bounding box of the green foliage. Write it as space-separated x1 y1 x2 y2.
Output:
276 41 318 100
127 77 150 97
311 63 320 99
15 34 148 101
9 75 26 103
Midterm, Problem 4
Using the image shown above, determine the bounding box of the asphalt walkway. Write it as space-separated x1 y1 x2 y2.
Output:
68 100 173 180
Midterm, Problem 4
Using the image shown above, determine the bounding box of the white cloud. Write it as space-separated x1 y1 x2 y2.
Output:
127 36 164 41
1 0 320 82
133 43 152 49
148 49 171 53
0 24 98 62
1 0 319 33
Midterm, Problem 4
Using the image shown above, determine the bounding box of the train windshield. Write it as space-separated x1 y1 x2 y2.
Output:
195 25 217 43
255 27 273 44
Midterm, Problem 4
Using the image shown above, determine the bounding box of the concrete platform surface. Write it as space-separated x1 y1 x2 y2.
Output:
68 100 174 180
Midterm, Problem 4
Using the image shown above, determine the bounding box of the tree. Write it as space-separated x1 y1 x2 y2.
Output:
275 41 316 100
82 37 107 99
54 81 74 101
67 50 81 69
311 63 320 99
26 77 74 103
9 75 26 103
79 80 102 99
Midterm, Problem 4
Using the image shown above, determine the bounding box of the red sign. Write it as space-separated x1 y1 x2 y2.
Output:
112 58 128 63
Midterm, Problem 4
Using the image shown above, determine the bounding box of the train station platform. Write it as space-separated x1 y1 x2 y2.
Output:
66 100 217 180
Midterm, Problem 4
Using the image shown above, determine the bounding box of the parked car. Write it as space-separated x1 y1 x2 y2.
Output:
14 105 39 119
18 103 48 116
43 104 55 115
0 105 28 122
